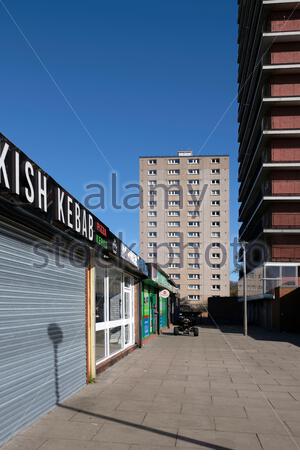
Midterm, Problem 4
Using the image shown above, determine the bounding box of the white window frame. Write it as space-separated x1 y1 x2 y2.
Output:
188 295 200 301
188 232 200 238
148 242 157 248
95 271 135 365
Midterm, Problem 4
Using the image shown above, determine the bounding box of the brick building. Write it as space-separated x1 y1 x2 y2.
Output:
139 151 230 309
238 0 300 328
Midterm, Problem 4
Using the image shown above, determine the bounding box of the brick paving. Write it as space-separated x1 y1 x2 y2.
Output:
3 323 300 450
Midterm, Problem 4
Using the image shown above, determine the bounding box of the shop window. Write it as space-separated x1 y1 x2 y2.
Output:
109 269 122 321
265 266 280 279
109 326 122 355
96 330 106 362
124 290 131 319
95 266 135 365
124 275 132 288
125 324 131 345
96 266 106 323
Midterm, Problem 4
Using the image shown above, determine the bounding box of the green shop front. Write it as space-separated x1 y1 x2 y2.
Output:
141 264 178 341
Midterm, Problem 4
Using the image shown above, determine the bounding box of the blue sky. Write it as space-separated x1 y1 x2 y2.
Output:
1 0 239 278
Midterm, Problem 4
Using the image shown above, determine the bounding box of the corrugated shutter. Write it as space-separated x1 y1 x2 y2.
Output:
0 219 87 445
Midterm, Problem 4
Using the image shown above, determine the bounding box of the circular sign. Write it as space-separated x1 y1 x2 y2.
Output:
159 289 170 299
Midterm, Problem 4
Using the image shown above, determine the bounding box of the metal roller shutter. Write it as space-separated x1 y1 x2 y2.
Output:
0 219 87 445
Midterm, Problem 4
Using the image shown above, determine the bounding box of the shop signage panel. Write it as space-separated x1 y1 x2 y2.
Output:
120 242 139 267
159 289 170 299
0 133 108 245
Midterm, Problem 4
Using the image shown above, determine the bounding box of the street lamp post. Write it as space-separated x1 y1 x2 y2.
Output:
240 241 248 337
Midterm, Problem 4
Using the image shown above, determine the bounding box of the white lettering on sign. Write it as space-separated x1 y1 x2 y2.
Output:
24 161 34 204
66 195 73 229
14 151 20 195
37 171 47 212
0 143 10 189
56 188 65 224
82 209 87 238
88 214 94 241
0 136 102 245
74 202 81 233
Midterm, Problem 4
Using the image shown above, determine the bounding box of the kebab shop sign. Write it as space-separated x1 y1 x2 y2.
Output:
0 136 108 245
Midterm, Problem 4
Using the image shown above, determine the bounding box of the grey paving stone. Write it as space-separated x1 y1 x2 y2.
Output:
212 396 267 408
215 416 288 435
176 429 261 450
183 393 213 405
277 409 300 421
143 411 214 431
210 389 239 398
237 390 264 399
117 400 156 412
1 436 47 450
92 422 177 447
181 404 247 418
285 420 300 436
39 439 131 450
257 433 298 450
263 391 297 401
268 399 300 410
70 410 146 426
4 324 300 450
18 420 102 441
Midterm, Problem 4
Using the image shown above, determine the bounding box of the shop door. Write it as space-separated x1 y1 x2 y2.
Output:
149 291 157 334
95 269 135 363
123 276 133 346
159 297 168 329
0 219 87 446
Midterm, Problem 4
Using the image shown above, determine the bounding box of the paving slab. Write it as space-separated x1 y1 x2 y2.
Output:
3 323 300 450
176 429 262 450
257 433 298 450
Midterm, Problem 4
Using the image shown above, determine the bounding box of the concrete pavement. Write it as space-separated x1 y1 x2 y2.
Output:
3 323 300 450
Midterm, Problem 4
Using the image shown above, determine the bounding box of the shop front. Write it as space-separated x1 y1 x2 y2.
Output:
141 264 178 342
88 236 149 372
141 286 157 338
0 133 111 445
95 266 136 365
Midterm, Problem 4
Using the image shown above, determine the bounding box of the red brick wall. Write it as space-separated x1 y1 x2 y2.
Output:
270 203 300 228
271 170 300 195
270 75 300 96
271 139 300 161
271 11 300 32
272 245 300 261
271 43 300 64
272 212 300 227
271 107 300 129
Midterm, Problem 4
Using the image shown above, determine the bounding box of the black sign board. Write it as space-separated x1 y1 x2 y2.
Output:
0 133 108 246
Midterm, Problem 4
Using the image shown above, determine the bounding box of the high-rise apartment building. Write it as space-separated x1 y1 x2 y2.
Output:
238 1 300 323
139 151 230 308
